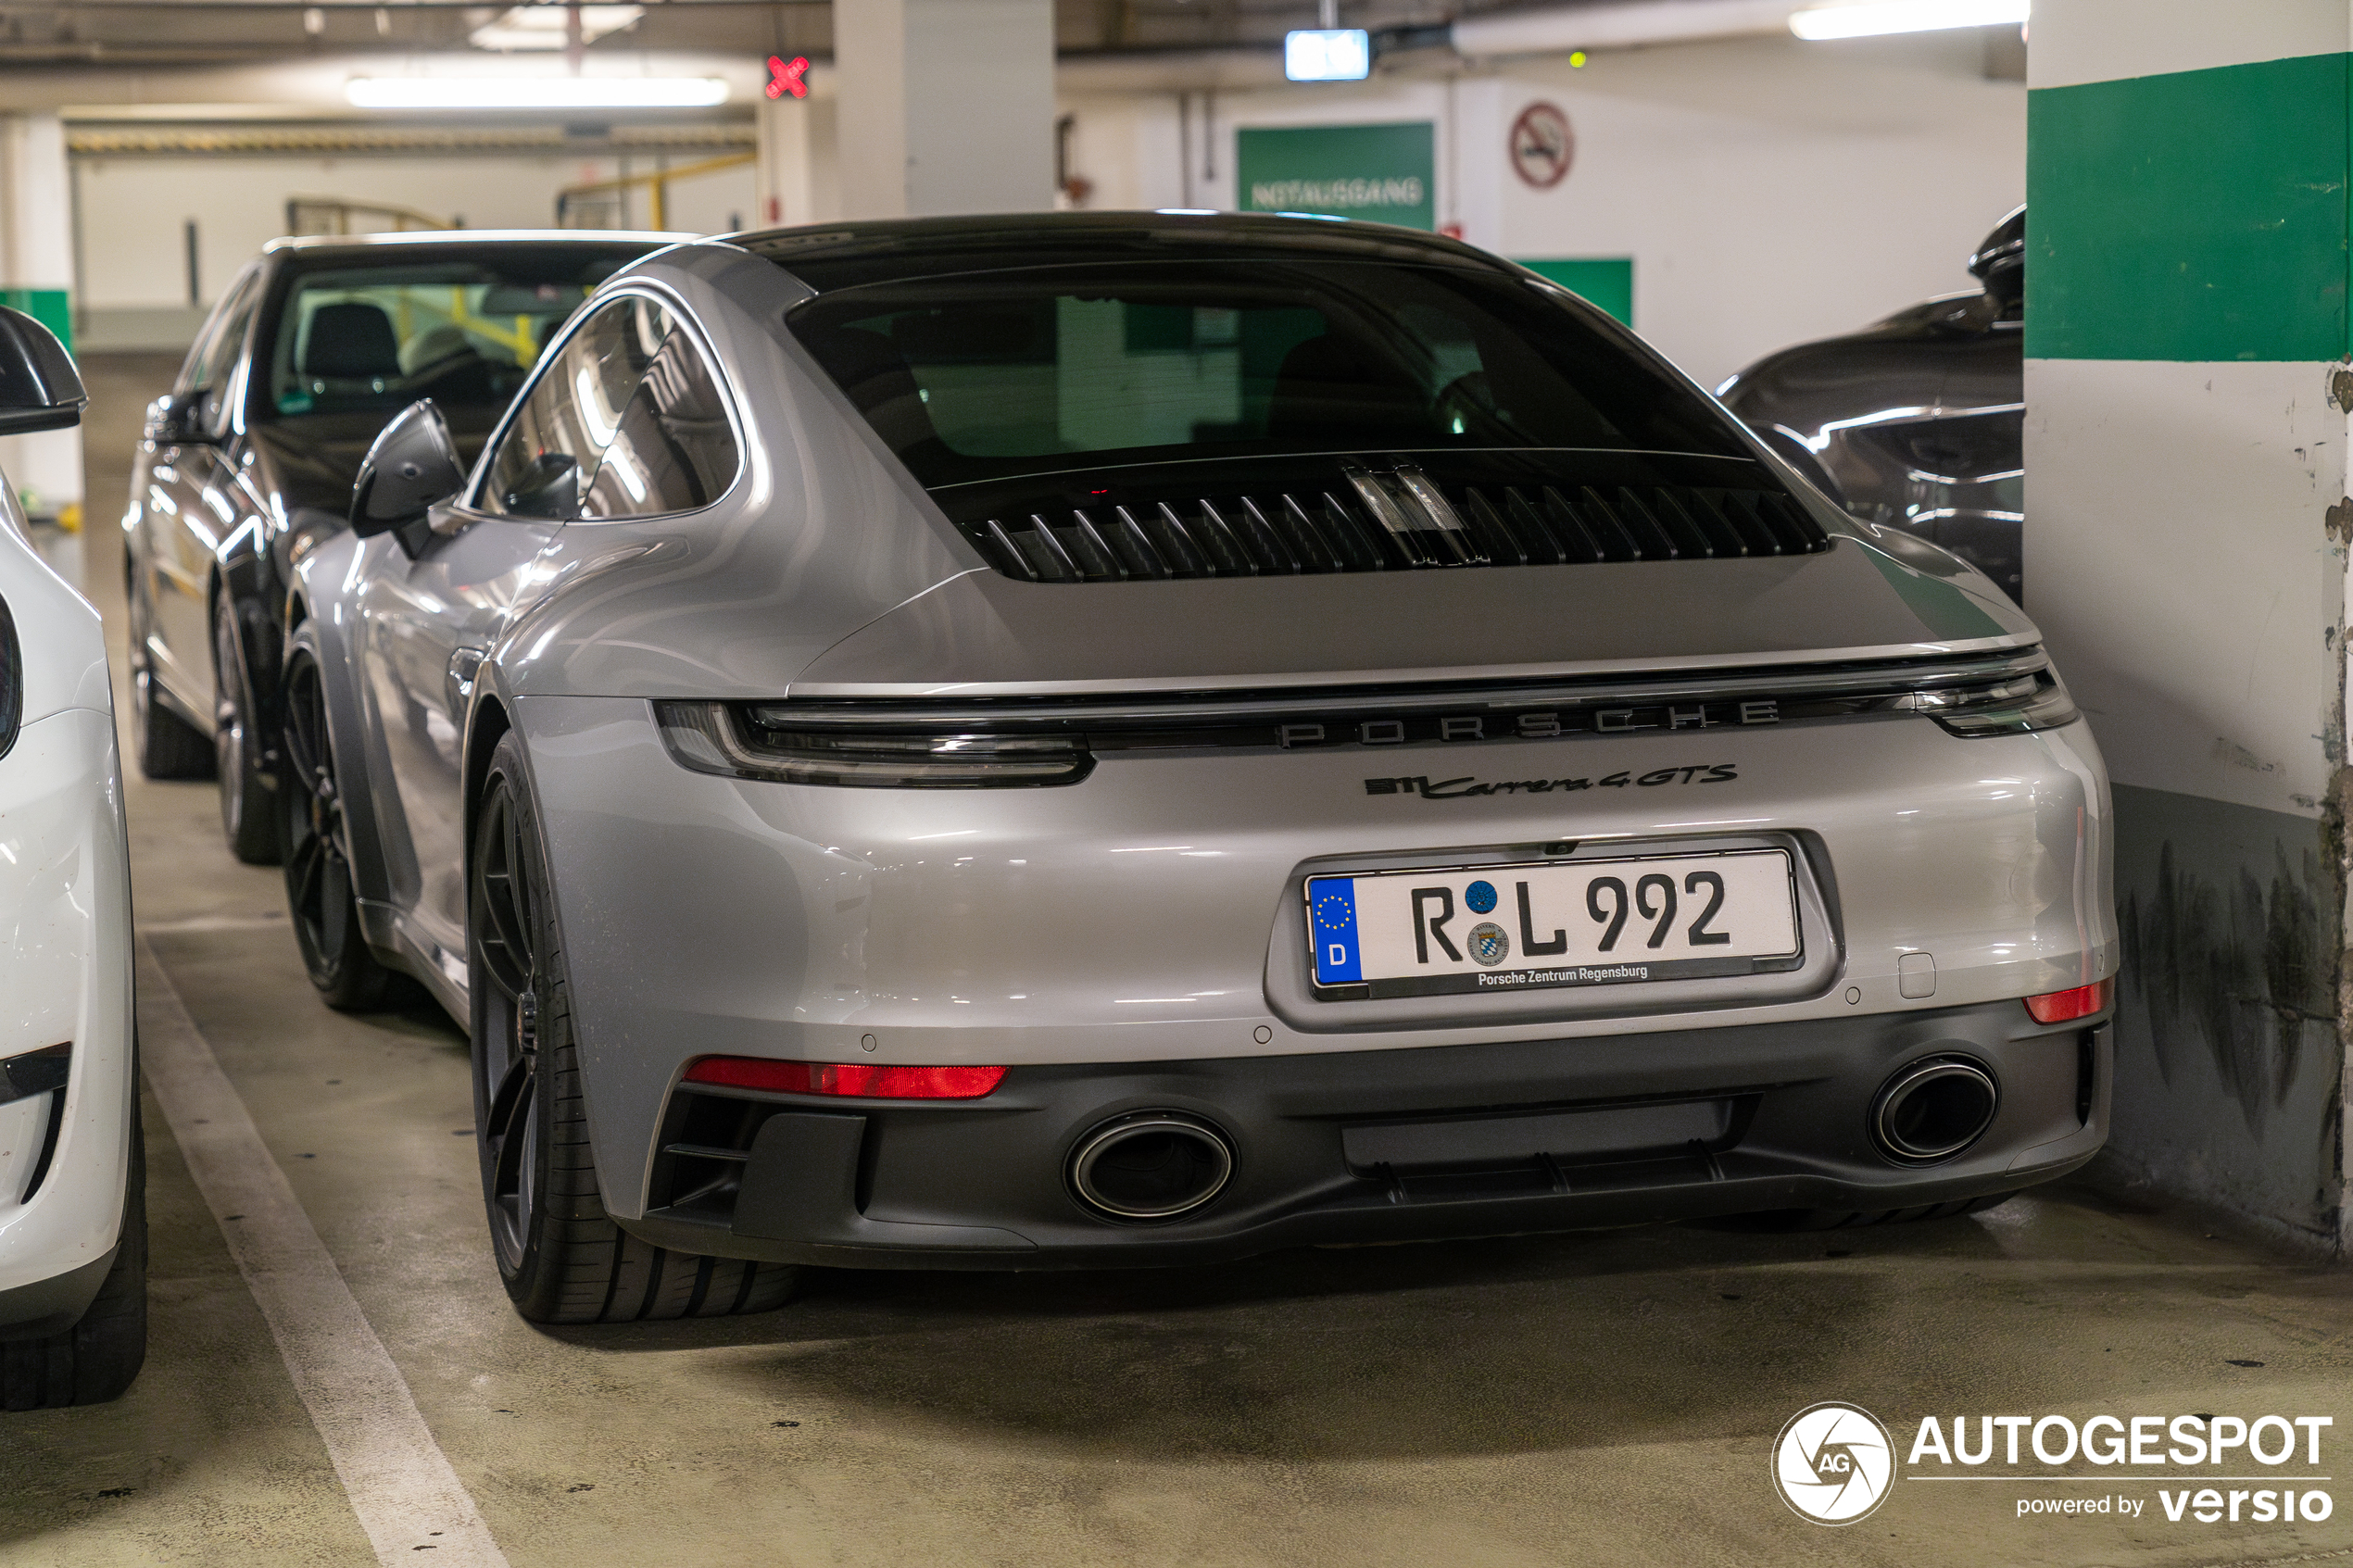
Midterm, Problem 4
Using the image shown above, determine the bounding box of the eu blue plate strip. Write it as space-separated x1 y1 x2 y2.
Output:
1308 877 1362 984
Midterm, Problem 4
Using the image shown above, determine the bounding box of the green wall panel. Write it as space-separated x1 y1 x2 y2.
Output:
1237 122 1435 230
0 288 72 358
1516 258 1634 326
2026 51 2349 362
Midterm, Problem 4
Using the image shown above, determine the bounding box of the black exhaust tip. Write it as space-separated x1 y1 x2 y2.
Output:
1871 1055 1999 1163
1068 1111 1234 1221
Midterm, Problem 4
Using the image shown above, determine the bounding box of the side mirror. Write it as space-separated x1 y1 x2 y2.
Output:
350 399 466 538
1967 206 2025 309
0 307 84 436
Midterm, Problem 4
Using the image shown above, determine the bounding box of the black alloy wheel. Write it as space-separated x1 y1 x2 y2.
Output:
279 648 393 1010
469 731 799 1324
471 759 542 1278
213 593 280 865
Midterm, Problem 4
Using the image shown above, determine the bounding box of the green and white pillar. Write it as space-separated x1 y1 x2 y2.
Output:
2026 2 2352 1253
0 112 80 544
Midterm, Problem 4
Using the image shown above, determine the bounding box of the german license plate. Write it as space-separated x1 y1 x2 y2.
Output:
1306 848 1800 998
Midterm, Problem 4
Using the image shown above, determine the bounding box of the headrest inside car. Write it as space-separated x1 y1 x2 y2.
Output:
398 322 475 376
801 324 941 451
1266 332 1424 444
303 302 404 380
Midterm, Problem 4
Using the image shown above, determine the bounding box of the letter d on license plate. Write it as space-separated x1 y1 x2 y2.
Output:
1307 848 1800 999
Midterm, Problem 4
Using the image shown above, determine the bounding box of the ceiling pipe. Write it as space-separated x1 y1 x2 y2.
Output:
21 50 769 116
1451 0 1802 58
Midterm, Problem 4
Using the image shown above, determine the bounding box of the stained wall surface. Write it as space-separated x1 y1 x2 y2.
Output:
2024 1 2353 1252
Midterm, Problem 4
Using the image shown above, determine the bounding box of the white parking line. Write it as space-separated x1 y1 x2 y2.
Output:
135 935 510 1568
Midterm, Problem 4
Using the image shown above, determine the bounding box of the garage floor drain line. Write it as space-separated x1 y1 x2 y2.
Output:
136 935 511 1568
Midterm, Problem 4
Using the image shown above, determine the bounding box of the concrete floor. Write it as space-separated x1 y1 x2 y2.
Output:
1 354 2349 1567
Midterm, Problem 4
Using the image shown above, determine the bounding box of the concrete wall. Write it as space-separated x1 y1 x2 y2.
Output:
1059 29 2024 389
0 113 83 524
2024 0 2353 1255
70 150 755 346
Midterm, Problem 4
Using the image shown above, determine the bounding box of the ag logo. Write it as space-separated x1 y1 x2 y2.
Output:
1771 1402 1894 1524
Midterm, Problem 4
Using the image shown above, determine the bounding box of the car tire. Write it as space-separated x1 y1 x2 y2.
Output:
470 731 799 1324
127 592 214 781
279 646 394 1012
0 1105 148 1410
213 593 280 866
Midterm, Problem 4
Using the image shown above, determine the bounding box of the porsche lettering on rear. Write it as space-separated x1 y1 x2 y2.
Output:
1277 700 1781 747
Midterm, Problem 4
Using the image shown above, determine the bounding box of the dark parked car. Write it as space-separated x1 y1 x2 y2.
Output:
1718 208 2023 603
121 231 665 859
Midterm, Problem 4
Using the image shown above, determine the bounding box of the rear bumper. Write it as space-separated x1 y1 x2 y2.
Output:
620 999 2111 1270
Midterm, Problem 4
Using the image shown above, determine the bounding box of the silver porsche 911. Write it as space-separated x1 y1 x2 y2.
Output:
281 212 2115 1324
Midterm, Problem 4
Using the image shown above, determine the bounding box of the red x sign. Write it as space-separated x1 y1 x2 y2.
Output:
765 55 810 100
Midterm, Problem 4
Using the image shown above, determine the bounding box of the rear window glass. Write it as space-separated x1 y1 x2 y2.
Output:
786 259 1749 489
258 252 638 425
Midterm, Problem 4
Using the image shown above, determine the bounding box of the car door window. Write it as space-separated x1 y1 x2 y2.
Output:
177 268 258 393
178 267 264 435
579 327 739 519
479 295 669 520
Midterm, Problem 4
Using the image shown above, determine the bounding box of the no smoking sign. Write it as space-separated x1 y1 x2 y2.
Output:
1511 102 1574 189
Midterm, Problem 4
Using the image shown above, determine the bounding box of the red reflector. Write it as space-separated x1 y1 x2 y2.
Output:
682 1057 1006 1099
2024 978 2111 1025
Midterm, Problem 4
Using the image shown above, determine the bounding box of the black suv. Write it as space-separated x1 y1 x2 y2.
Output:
1717 208 2024 604
122 231 664 859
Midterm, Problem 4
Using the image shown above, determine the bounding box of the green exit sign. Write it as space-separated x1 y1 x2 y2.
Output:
1238 122 1435 231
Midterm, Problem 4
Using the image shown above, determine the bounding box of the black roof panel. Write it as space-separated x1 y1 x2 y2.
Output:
737 210 1510 293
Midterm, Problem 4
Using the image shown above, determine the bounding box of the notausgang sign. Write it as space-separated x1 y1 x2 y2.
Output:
1238 122 1436 230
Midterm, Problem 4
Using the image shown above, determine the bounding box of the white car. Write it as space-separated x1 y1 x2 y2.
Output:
0 308 143 1408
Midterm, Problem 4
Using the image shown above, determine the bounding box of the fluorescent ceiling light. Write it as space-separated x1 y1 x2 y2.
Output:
468 4 643 52
1284 28 1370 81
1790 0 2027 40
346 75 729 109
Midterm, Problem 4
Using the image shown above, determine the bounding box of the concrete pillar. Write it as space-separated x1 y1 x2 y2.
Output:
2024 0 2353 1254
0 113 83 556
1450 78 1507 256
835 0 1055 220
754 82 840 229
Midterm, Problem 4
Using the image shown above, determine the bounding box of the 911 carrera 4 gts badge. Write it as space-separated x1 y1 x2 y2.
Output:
1466 922 1510 965
1365 765 1738 798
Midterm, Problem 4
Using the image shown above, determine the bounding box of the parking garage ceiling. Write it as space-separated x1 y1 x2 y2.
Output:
0 0 1549 69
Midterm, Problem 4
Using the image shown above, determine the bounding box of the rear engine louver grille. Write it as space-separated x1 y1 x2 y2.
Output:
966 480 1831 583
